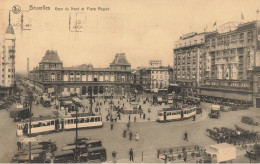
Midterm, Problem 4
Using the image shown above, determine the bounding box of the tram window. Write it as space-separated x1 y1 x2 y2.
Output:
95 117 98 122
90 118 94 122
74 119 77 124
47 121 51 126
98 117 100 121
80 118 84 123
167 113 171 116
67 120 71 124
85 118 89 122
51 121 54 125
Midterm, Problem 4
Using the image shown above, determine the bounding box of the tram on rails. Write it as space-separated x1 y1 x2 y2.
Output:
16 114 103 137
157 106 197 122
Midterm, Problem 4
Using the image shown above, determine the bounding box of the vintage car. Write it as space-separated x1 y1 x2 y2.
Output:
209 105 220 119
220 106 230 112
242 116 259 126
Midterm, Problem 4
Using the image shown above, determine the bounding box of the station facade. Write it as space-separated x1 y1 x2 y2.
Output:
27 50 132 96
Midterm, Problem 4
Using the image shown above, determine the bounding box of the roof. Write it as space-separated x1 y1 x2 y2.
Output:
209 143 235 149
40 50 62 63
110 53 131 66
6 24 14 34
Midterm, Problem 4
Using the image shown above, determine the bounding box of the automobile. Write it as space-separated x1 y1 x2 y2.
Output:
245 150 256 160
242 116 259 126
81 147 107 162
209 105 220 119
53 150 75 163
85 139 102 148
12 149 45 163
220 106 230 112
196 107 203 114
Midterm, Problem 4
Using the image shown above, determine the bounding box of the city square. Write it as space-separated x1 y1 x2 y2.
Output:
0 0 260 163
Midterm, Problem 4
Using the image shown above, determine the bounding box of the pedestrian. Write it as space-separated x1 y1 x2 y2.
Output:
111 122 113 131
143 113 146 120
193 115 196 121
129 148 134 161
184 132 188 141
135 132 139 141
123 129 127 138
134 116 136 122
127 121 130 130
17 141 21 151
123 103 124 107
183 150 187 162
129 114 131 122
129 131 132 140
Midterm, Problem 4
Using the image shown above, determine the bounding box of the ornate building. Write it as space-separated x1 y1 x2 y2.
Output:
28 50 131 96
174 21 260 106
0 14 16 97
200 21 260 104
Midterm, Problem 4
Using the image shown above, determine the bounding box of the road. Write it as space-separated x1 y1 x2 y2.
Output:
0 90 260 162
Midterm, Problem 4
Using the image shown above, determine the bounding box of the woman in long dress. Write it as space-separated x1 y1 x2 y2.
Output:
135 132 139 141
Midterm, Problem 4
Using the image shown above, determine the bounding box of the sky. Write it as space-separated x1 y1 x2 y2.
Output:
0 0 260 73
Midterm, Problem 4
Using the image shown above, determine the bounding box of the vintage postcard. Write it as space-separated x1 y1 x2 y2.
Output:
0 0 260 163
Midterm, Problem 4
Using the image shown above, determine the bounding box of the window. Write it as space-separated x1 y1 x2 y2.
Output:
45 74 48 80
90 118 94 122
8 75 10 78
85 118 90 122
8 69 10 72
121 75 126 82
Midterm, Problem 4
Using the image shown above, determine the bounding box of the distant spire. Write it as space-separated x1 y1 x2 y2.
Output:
9 10 11 25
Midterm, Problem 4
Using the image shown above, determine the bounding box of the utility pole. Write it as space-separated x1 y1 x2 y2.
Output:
75 104 79 162
28 94 33 162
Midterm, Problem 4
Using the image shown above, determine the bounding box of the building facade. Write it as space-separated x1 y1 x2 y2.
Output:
28 50 132 96
0 17 16 97
131 65 173 93
174 21 260 107
253 67 260 108
173 32 206 97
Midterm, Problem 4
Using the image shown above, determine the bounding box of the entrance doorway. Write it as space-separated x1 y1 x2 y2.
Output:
88 86 92 94
94 86 98 95
82 86 86 95
256 98 260 108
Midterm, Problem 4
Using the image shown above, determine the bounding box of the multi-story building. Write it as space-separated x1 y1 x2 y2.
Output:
0 16 16 97
174 21 260 107
253 66 260 108
150 66 173 92
200 21 260 105
28 50 131 96
173 32 206 96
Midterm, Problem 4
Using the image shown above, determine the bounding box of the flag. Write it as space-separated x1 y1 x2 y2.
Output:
213 21 216 27
241 13 244 20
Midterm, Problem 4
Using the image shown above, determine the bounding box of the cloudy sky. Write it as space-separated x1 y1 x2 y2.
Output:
0 0 260 73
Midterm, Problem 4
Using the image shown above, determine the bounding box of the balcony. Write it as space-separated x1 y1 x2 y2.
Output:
201 79 253 92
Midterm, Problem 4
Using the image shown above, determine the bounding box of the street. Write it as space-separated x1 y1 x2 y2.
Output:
0 94 259 162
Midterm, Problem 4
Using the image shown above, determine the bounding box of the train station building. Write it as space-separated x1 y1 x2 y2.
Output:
27 50 132 96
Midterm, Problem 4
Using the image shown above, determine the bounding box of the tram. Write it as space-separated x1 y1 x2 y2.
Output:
157 106 197 122
16 114 103 136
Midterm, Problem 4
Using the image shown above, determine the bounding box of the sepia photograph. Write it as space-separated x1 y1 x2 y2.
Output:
0 0 260 163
